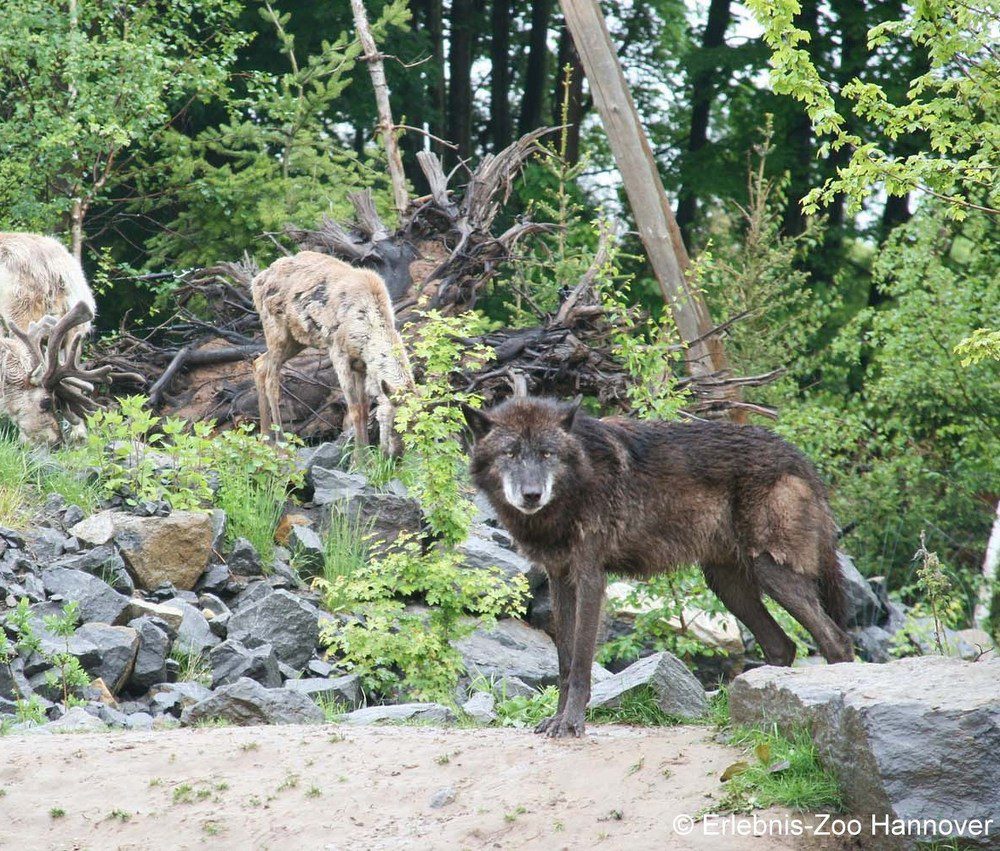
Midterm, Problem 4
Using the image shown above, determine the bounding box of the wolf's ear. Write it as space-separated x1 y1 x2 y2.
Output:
462 403 493 440
561 395 583 432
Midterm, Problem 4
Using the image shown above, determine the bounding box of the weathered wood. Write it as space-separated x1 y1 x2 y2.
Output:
558 0 737 401
351 0 408 217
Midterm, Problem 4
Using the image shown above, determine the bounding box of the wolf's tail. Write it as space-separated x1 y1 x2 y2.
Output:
818 539 848 630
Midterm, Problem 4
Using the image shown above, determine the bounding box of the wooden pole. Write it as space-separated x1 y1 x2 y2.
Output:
351 0 409 217
558 0 735 393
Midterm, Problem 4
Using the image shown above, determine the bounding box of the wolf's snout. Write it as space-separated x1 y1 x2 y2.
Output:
522 489 543 506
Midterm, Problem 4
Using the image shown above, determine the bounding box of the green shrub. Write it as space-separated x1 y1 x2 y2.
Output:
315 533 527 701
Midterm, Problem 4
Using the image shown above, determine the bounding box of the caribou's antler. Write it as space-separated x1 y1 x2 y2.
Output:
8 301 143 423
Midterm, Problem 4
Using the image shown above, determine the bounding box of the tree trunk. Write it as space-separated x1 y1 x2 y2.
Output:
558 0 738 408
69 198 85 263
675 0 732 242
428 0 447 157
351 0 408 216
973 501 1000 629
552 23 587 165
518 0 554 135
448 0 475 162
490 0 513 152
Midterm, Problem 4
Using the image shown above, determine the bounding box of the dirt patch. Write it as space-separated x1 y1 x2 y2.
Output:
0 723 838 850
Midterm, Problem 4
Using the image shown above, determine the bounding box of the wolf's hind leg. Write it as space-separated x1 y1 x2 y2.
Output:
702 562 797 666
753 555 854 663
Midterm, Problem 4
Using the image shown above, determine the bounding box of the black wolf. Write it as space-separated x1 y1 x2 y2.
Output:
463 396 853 739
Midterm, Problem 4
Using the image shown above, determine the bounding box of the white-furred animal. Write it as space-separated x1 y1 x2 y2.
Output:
251 251 415 456
0 233 101 445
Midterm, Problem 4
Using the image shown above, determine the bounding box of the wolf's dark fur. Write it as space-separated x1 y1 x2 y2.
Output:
464 396 854 738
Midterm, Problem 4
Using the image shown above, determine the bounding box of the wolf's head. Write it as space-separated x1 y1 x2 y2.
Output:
463 396 583 515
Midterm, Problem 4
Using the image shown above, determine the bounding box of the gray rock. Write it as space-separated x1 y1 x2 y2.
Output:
45 705 106 732
196 562 233 596
231 580 273 612
40 567 130 625
462 691 497 724
208 611 230 639
587 651 708 718
209 639 281 688
429 787 456 809
227 589 318 670
125 712 154 731
181 677 324 726
306 658 333 678
455 618 606 689
127 617 173 693
198 593 230 618
0 655 32 701
311 468 367 505
347 491 423 544
852 624 896 663
148 681 213 717
227 537 264 576
302 440 350 480
492 675 537 700
838 552 886 628
162 597 220 656
51 546 133 596
27 527 68 562
341 702 455 726
125 599 184 633
287 525 324 575
283 674 362 709
729 657 1000 847
209 509 227 559
459 531 546 590
73 623 139 694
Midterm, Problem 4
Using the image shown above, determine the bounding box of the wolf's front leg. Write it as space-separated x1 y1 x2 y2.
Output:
534 573 576 734
548 567 605 739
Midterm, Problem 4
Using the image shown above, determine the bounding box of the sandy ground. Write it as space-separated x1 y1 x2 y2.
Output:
0 723 843 850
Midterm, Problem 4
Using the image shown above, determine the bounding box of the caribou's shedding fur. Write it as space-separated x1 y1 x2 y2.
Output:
251 251 415 456
0 234 100 445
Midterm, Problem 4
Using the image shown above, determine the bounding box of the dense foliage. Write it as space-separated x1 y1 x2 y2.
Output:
0 0 995 637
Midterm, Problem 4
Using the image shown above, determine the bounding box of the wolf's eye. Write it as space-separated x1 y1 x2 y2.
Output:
540 451 552 459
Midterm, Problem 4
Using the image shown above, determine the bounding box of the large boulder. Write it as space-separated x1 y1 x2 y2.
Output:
588 651 709 719
209 639 281 688
180 677 324 726
40 567 130 625
283 674 363 709
162 597 220 656
72 624 139 694
458 531 546 590
71 510 214 591
148 681 212 717
227 589 318 671
837 552 886 628
341 702 455 726
127 617 173 693
455 618 608 689
50 546 133 596
730 657 1000 848
310 468 367 506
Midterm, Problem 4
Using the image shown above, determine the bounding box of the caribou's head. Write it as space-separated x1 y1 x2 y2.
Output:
0 302 109 447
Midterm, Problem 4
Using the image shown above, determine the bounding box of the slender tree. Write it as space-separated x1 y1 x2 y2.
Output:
675 0 732 241
490 0 513 151
518 0 555 135
448 0 475 161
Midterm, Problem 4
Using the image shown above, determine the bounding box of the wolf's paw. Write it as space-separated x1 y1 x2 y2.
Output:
533 713 563 734
545 713 585 739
